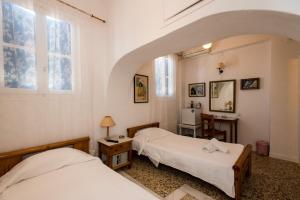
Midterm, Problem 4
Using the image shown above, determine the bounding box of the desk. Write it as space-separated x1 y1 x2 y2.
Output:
178 124 201 138
214 117 239 143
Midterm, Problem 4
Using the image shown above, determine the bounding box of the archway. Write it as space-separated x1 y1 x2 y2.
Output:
105 10 300 162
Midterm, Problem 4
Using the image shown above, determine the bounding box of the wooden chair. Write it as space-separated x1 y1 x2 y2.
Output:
201 113 227 142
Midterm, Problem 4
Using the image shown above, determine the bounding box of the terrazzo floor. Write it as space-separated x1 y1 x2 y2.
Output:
122 153 300 200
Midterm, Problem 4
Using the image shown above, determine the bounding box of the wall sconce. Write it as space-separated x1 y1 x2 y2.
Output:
218 62 225 74
202 42 212 49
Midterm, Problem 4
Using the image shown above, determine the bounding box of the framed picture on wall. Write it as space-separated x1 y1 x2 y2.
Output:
241 78 260 90
189 83 206 97
134 74 149 103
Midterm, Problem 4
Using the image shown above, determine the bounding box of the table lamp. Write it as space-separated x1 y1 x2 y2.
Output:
100 116 116 139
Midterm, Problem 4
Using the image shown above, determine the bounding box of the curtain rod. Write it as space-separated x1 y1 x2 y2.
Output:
56 0 106 23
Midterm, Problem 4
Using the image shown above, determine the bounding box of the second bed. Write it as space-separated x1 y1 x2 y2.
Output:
127 122 252 200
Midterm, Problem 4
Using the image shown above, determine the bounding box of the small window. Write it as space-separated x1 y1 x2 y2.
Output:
154 56 174 96
47 17 72 91
1 1 36 89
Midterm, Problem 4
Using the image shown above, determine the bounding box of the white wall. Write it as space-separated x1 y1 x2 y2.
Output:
181 36 300 162
107 0 300 72
181 40 271 149
104 0 300 162
269 38 300 163
162 0 203 20
0 0 108 152
1 0 300 164
211 35 271 54
106 1 300 153
105 58 179 138
132 61 178 133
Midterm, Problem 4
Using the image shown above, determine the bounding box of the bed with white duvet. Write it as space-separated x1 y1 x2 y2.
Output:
0 148 159 200
131 127 245 198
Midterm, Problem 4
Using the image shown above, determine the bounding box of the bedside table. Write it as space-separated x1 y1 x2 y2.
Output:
98 137 133 170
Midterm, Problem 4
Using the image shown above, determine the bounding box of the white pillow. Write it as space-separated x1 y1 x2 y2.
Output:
0 148 97 194
135 127 156 137
134 128 173 155
135 127 173 141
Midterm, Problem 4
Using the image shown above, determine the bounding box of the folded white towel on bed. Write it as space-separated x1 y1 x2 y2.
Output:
211 138 229 153
203 142 218 153
203 138 229 153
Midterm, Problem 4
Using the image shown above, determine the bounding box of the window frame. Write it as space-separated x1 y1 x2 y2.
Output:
0 0 79 95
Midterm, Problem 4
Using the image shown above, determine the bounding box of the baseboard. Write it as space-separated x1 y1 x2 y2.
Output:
269 152 299 163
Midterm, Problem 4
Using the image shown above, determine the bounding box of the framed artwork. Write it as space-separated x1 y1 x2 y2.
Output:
241 78 260 90
189 83 206 97
134 74 149 103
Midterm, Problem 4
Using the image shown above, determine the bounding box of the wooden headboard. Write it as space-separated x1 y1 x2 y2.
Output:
0 137 89 177
127 122 160 138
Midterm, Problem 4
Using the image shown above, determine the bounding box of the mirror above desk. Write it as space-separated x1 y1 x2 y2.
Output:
209 80 236 113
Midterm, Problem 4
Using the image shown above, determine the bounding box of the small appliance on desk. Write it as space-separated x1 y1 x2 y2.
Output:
100 116 118 143
178 108 201 137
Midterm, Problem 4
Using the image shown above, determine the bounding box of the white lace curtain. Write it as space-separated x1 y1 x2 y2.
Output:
151 54 178 132
154 54 176 97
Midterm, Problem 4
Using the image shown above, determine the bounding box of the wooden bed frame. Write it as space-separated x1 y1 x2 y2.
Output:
127 123 252 200
0 137 89 177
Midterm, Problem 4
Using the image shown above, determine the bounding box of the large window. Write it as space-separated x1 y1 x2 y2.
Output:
154 56 174 97
1 1 36 89
47 17 72 91
0 1 74 92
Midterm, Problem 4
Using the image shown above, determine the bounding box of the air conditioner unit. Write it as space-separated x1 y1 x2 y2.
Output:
181 46 211 59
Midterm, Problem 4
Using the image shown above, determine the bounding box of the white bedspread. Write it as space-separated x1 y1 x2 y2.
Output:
133 129 244 198
0 148 159 200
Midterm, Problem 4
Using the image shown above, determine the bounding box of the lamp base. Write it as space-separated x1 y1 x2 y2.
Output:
105 127 118 143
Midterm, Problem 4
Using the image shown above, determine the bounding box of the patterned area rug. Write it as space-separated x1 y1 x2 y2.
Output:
165 184 214 200
120 171 214 200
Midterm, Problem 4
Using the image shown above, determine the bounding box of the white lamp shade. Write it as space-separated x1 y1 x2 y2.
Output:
100 116 116 127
